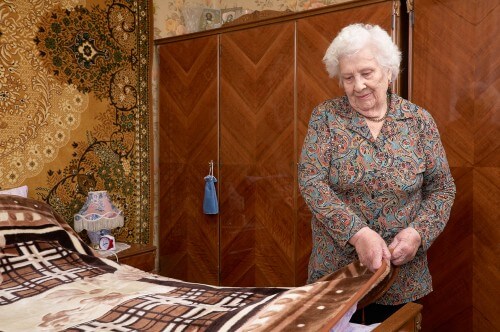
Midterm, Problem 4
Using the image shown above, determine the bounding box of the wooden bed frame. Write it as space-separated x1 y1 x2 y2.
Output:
374 302 423 331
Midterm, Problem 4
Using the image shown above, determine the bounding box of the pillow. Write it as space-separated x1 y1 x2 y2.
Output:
0 185 28 197
0 195 93 256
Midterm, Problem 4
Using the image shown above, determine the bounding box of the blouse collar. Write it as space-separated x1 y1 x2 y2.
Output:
341 94 416 141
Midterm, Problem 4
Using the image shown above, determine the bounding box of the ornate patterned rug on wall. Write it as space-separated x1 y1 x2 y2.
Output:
0 0 153 244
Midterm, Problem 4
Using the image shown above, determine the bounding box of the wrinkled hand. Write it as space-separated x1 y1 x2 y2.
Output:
349 227 391 272
388 227 421 266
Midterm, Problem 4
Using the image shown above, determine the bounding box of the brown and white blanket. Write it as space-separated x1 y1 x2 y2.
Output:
0 195 392 331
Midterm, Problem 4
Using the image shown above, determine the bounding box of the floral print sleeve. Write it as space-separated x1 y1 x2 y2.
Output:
298 101 367 246
409 111 456 251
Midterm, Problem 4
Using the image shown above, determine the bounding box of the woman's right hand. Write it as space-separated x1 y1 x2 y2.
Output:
349 227 391 272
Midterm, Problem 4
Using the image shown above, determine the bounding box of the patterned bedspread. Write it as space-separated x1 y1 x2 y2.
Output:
0 241 284 331
0 195 392 331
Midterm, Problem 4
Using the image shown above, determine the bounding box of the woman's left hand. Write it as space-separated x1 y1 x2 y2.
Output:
388 227 421 266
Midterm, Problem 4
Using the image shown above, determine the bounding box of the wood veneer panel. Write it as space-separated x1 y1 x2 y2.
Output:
295 0 396 285
158 37 219 285
473 167 500 331
412 1 475 329
412 0 499 330
473 3 499 167
219 22 295 286
420 167 473 331
411 0 475 168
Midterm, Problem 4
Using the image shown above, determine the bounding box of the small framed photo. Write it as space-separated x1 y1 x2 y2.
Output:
199 9 221 30
221 7 243 25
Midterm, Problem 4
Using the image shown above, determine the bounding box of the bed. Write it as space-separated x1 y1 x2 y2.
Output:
0 195 422 331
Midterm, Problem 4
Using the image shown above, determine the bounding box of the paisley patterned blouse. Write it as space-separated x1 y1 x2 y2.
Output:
298 94 456 305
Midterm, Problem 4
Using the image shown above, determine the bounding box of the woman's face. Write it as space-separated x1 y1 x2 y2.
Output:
339 48 391 115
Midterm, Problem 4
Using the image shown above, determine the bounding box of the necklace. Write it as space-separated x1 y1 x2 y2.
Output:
359 94 391 123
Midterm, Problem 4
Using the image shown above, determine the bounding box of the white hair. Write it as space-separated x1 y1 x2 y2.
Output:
323 23 401 83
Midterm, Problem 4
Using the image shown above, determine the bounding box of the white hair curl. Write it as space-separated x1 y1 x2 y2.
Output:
323 23 401 83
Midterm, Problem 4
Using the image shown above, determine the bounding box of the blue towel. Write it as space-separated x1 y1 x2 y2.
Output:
203 175 218 214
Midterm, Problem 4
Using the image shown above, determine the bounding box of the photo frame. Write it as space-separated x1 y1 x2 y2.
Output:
221 7 243 25
199 9 221 31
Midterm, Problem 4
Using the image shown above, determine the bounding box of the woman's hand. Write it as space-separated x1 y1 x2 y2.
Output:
389 227 421 266
349 227 391 272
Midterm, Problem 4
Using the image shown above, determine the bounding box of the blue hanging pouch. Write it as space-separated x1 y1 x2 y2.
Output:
203 161 218 214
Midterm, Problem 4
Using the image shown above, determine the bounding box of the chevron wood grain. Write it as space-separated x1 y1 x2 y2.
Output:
473 3 500 168
158 37 220 285
412 1 476 168
219 22 296 286
412 0 499 330
473 167 499 332
424 167 473 331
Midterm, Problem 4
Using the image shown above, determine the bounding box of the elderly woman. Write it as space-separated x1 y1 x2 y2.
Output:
298 23 456 323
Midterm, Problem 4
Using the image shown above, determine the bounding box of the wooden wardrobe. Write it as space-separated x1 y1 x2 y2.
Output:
156 0 499 330
156 0 399 287
409 0 499 330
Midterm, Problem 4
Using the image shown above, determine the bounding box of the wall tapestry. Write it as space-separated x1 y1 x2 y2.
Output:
0 0 153 244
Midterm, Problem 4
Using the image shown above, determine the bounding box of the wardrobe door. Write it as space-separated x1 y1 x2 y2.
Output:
296 0 399 285
158 36 219 285
219 22 296 286
411 0 499 330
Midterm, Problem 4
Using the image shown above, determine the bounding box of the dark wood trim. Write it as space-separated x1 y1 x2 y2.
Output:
116 243 157 272
373 302 423 331
117 243 157 258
